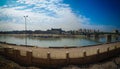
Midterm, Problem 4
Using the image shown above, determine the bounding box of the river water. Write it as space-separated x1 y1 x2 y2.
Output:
0 35 119 47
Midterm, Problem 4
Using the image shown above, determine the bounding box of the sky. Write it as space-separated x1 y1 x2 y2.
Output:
0 0 120 32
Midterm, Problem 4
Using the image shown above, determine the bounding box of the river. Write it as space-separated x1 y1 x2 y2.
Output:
0 35 119 47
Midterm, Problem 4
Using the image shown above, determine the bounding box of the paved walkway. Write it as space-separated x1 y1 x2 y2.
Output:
0 42 120 59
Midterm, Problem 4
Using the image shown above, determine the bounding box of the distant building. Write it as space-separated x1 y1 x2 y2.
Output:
113 30 119 34
49 28 63 34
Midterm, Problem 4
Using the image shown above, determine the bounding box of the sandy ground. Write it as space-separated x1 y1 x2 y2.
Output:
0 55 120 69
0 42 120 59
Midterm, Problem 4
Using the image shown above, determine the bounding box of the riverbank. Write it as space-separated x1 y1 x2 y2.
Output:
0 42 120 59
0 34 86 38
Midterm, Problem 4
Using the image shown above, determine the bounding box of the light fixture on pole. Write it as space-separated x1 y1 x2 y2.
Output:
24 15 28 46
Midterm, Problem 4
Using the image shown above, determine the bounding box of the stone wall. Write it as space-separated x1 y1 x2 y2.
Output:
0 45 120 68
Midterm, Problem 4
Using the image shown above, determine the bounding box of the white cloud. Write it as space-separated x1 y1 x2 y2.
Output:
0 0 90 31
0 22 24 31
0 0 116 32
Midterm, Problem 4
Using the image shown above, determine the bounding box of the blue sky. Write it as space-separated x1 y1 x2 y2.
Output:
64 0 120 26
0 0 120 31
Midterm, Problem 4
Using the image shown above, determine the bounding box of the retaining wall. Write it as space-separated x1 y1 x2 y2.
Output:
0 44 120 68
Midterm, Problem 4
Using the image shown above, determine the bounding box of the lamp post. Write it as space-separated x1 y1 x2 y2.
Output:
24 15 28 46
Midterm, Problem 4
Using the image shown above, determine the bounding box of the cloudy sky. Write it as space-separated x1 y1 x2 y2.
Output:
0 0 120 31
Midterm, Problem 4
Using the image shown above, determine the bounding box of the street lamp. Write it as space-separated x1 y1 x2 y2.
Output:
24 15 28 46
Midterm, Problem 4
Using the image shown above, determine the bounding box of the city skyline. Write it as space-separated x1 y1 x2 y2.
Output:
0 0 120 32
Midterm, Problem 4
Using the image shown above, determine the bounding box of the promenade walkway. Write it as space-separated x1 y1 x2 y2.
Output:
0 42 120 59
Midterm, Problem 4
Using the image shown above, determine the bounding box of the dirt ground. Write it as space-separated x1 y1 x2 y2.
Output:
0 55 120 69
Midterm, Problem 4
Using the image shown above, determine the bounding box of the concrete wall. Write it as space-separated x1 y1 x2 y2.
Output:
0 46 120 68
